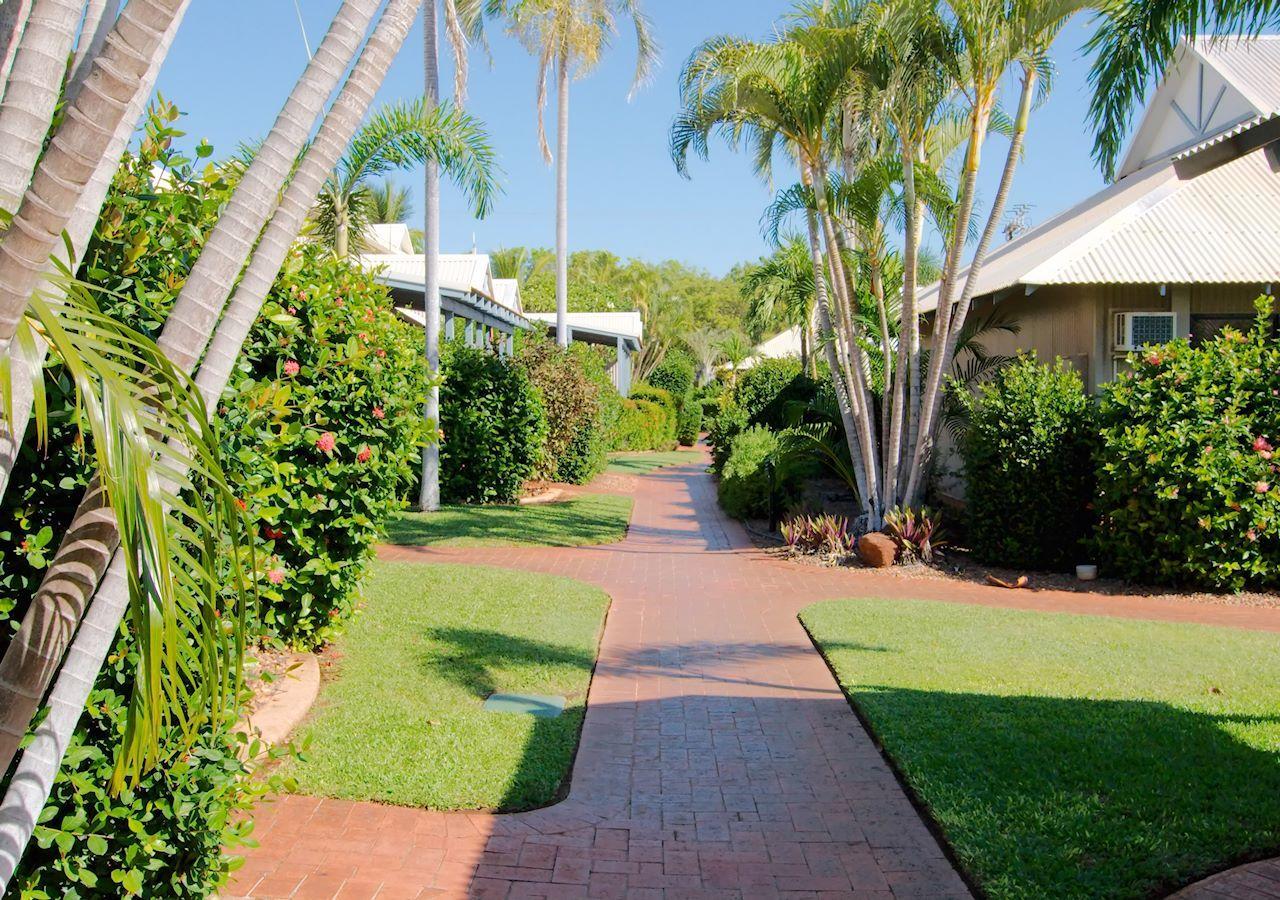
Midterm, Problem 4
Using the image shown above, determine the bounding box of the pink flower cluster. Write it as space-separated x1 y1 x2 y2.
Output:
1255 436 1274 459
316 432 337 453
283 359 300 377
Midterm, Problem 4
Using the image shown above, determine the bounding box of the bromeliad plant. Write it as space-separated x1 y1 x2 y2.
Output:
883 505 947 564
782 513 855 556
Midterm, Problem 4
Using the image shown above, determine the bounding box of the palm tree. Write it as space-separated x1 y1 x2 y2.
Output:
496 0 659 347
1086 0 1279 179
367 176 415 223
741 237 816 371
682 325 726 386
311 99 493 257
717 331 753 386
0 1 33 90
491 245 553 284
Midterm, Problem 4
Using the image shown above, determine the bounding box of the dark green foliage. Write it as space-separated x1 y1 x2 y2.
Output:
718 425 794 521
219 245 430 647
959 355 1096 570
707 402 748 472
733 358 824 430
648 351 696 407
630 382 676 415
515 334 610 484
677 402 703 447
1094 298 1280 590
440 343 548 504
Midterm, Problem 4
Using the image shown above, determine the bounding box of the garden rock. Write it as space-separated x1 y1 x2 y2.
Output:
858 532 897 568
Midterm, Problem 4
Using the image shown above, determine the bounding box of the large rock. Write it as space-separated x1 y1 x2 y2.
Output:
857 532 898 568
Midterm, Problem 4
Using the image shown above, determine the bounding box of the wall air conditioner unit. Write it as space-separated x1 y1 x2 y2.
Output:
1114 311 1176 351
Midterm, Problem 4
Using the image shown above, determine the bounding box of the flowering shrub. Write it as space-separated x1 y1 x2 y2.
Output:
1095 297 1280 589
782 513 854 556
217 244 431 647
959 355 1096 570
516 334 610 484
883 506 947 564
440 342 547 503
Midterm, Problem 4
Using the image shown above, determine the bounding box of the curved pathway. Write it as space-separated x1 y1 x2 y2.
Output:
228 456 1280 899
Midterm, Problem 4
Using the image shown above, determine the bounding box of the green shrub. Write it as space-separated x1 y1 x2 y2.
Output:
677 402 703 447
516 334 608 484
718 425 793 521
707 402 748 472
218 245 430 647
440 343 547 503
733 358 820 429
959 355 1096 570
630 382 676 415
610 398 676 451
648 351 696 409
1094 298 1280 590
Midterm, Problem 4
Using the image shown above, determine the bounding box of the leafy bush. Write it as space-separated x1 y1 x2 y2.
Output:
707 402 748 472
676 402 702 447
440 342 547 503
648 351 696 408
610 398 675 451
782 513 854 556
959 355 1096 570
516 334 609 484
218 245 430 647
630 382 676 416
1094 298 1280 590
718 425 795 521
883 506 947 564
734 358 823 430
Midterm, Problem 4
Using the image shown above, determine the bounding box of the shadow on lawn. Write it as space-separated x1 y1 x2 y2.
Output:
847 684 1280 898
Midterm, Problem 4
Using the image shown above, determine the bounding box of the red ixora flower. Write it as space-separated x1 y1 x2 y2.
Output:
266 568 286 585
357 446 372 463
262 525 284 540
372 406 385 420
316 432 337 453
1256 481 1271 494
234 498 247 512
283 359 300 377
1254 436 1274 456
1146 351 1163 366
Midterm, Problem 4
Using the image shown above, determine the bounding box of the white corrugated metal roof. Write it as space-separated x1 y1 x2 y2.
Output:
525 311 643 344
364 224 415 254
735 326 803 369
1174 111 1279 158
492 278 523 314
358 252 495 299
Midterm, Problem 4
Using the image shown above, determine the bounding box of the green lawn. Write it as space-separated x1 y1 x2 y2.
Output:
605 449 703 474
801 598 1280 900
385 493 632 547
285 562 609 810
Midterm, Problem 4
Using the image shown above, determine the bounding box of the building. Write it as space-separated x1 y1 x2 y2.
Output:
524 311 643 396
919 36 1280 391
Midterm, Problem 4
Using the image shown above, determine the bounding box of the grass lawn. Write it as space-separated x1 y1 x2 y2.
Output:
800 598 1280 900
285 561 609 810
385 493 632 547
605 449 702 474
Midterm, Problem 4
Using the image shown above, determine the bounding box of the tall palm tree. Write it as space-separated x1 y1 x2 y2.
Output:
0 0 33 91
682 325 726 385
741 237 816 371
496 0 659 347
0 0 433 882
1086 0 1279 179
718 331 753 386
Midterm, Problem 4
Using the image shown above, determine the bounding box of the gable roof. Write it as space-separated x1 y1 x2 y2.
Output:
1118 36 1280 178
359 252 496 300
492 278 523 314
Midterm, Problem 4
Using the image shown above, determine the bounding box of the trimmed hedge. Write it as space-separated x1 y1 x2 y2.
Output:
677 402 703 447
1094 298 1280 590
648 351 696 408
440 342 548 504
516 334 609 484
611 398 676 451
707 402 748 472
959 355 1096 570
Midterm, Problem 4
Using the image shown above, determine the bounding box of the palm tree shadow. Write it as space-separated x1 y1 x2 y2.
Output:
847 685 1280 897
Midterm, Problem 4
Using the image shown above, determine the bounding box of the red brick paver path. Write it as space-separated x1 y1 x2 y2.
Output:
228 456 1280 899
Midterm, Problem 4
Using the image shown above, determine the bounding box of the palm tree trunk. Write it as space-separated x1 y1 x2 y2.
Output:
0 0 162 504
0 0 417 881
419 0 442 511
156 0 381 373
904 74 1033 505
0 0 189 361
0 0 375 808
0 0 34 95
66 0 116 97
0 0 84 213
335 202 351 258
554 51 569 347
886 142 919 507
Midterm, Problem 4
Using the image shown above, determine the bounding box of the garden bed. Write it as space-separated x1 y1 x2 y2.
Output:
282 561 610 811
802 597 1280 899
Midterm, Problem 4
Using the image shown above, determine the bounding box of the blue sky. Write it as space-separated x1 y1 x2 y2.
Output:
158 2 1121 276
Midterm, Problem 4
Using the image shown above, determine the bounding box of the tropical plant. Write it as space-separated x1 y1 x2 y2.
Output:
495 0 659 346
366 176 414 223
882 505 946 563
741 237 814 368
718 425 797 525
491 245 552 284
782 512 855 556
310 99 497 258
682 325 726 386
516 332 610 484
718 331 753 384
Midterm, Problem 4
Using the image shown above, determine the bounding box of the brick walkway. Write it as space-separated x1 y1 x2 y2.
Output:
227 456 1280 899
